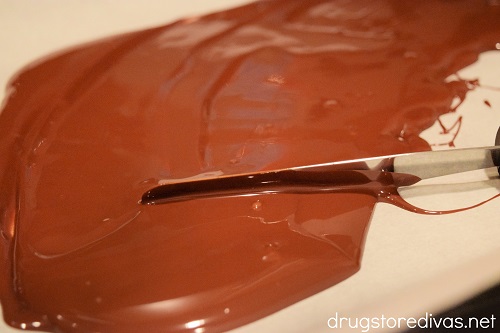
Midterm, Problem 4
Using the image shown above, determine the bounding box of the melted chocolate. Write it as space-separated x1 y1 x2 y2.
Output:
1 1 500 332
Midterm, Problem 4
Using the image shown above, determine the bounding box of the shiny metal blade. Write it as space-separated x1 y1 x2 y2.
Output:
290 145 500 180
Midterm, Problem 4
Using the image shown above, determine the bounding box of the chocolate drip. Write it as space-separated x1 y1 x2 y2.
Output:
142 170 421 205
495 127 500 174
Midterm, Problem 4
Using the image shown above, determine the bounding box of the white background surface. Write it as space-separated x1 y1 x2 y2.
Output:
1 1 499 332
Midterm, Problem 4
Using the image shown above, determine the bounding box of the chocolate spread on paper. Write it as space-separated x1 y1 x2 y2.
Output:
1 1 499 332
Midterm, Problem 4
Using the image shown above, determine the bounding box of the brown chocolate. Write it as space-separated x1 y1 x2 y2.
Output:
1 1 499 332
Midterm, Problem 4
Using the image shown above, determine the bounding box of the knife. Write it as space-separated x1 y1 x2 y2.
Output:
140 145 500 205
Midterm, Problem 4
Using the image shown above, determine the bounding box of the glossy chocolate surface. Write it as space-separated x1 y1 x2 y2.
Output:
1 1 499 332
